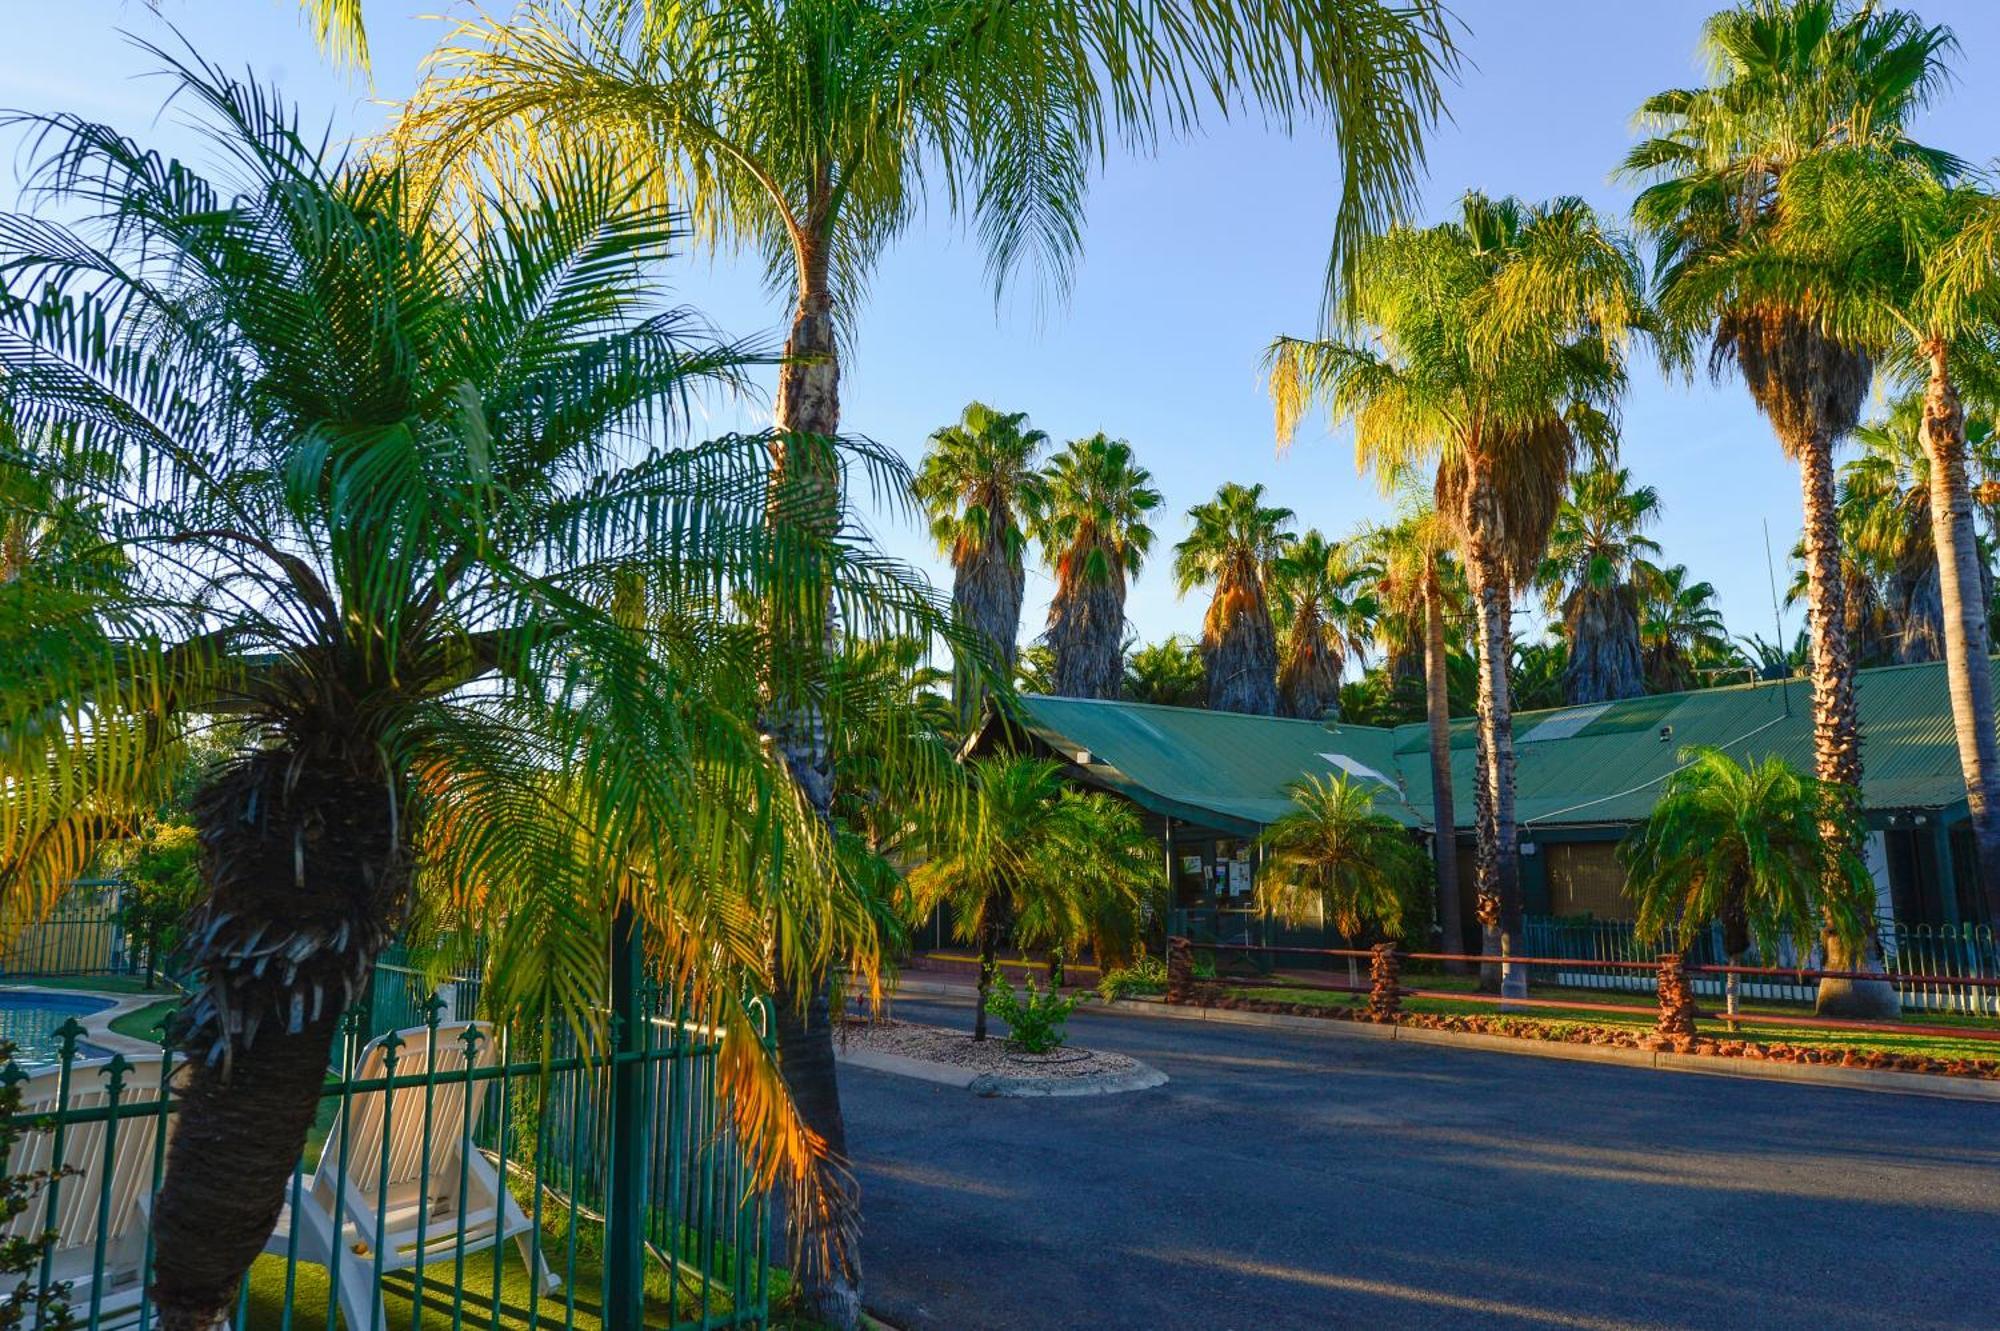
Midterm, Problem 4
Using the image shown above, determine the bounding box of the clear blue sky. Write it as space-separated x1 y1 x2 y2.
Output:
10 2 2000 664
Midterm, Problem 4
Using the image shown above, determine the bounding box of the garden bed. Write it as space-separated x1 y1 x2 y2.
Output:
837 1019 1164 1096
1181 985 2000 1081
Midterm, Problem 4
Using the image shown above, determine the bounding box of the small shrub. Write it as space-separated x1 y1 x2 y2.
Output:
985 977 1079 1054
1098 953 1168 1001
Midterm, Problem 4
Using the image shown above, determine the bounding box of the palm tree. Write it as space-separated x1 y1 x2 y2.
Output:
1620 748 1873 1019
396 15 1456 1303
1839 401 1944 664
1174 483 1295 715
1637 563 1733 692
1510 638 1568 713
1623 0 1957 1016
1536 465 1660 704
1256 775 1427 944
1271 530 1377 720
1775 142 2000 927
913 403 1047 724
1035 434 1161 700
907 756 1144 1038
1269 192 1644 996
1018 789 1156 987
0 55 953 1329
1364 499 1467 956
1124 636 1207 708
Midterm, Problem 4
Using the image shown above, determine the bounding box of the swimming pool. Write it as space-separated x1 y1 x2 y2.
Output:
0 990 115 1066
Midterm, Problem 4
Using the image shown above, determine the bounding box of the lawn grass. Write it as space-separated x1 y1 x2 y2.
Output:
1233 975 2000 1064
108 997 179 1043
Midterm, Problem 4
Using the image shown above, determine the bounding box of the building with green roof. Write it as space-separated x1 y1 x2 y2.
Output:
1002 658 1993 947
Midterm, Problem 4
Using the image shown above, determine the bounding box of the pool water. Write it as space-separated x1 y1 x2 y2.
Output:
0 990 116 1066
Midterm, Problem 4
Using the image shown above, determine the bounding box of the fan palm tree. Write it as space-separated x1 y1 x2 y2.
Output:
396 15 1456 1302
1035 434 1160 700
1839 400 1944 663
0 56 959 1327
913 402 1047 724
1536 465 1660 704
1268 192 1644 996
1174 482 1295 715
1623 0 1958 1016
1637 563 1732 692
1123 636 1206 708
1364 499 1467 957
1271 530 1377 721
1620 747 1872 1019
907 756 1144 1039
1256 775 1427 945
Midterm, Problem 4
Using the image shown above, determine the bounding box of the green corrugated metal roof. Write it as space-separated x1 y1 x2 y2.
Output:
1017 657 1992 833
1012 695 1423 835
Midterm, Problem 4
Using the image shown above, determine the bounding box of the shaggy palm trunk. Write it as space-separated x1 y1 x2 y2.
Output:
1562 584 1644 705
766 252 863 1330
1465 471 1525 1000
1279 607 1342 720
151 753 404 1330
952 517 1024 727
1893 562 1944 664
1919 342 2000 929
1424 578 1466 972
1203 577 1280 715
1795 423 1898 1019
1048 569 1127 699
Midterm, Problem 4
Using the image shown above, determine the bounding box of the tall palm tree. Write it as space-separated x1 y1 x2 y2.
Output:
1124 636 1207 708
1621 747 1872 1019
1269 192 1644 996
1536 465 1660 704
913 402 1047 724
0 55 950 1329
1174 482 1295 715
1271 530 1377 720
1256 775 1427 942
1035 434 1160 700
1637 563 1733 693
1775 142 2000 927
396 13 1456 1307
1623 0 1957 1016
1365 499 1467 958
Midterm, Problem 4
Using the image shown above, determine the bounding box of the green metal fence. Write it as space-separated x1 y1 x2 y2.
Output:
0 955 773 1329
0 881 139 981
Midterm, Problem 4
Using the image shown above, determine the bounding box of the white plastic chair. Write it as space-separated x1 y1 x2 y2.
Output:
264 1021 557 1330
0 1053 178 1329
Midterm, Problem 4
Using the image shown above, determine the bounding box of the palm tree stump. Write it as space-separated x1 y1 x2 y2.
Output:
1655 953 1698 1041
1367 943 1404 1022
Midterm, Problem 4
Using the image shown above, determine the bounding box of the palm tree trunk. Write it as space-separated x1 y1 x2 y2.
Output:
1796 424 1899 1018
151 1009 349 1330
767 249 864 1330
152 755 403 1330
1424 576 1467 972
974 902 1002 1042
1919 342 2000 928
1467 470 1526 1000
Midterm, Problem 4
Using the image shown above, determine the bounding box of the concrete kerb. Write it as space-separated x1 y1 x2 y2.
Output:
885 976 2000 1104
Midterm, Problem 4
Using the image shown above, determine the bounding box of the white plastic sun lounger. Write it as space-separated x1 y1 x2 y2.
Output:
0 1053 179 1329
264 1020 557 1331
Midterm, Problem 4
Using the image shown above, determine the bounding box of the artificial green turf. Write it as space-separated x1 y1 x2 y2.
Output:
1235 977 2000 1064
3 973 169 996
108 997 179 1043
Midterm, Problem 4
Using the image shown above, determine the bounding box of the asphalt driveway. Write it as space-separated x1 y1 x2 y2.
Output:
841 995 2000 1331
